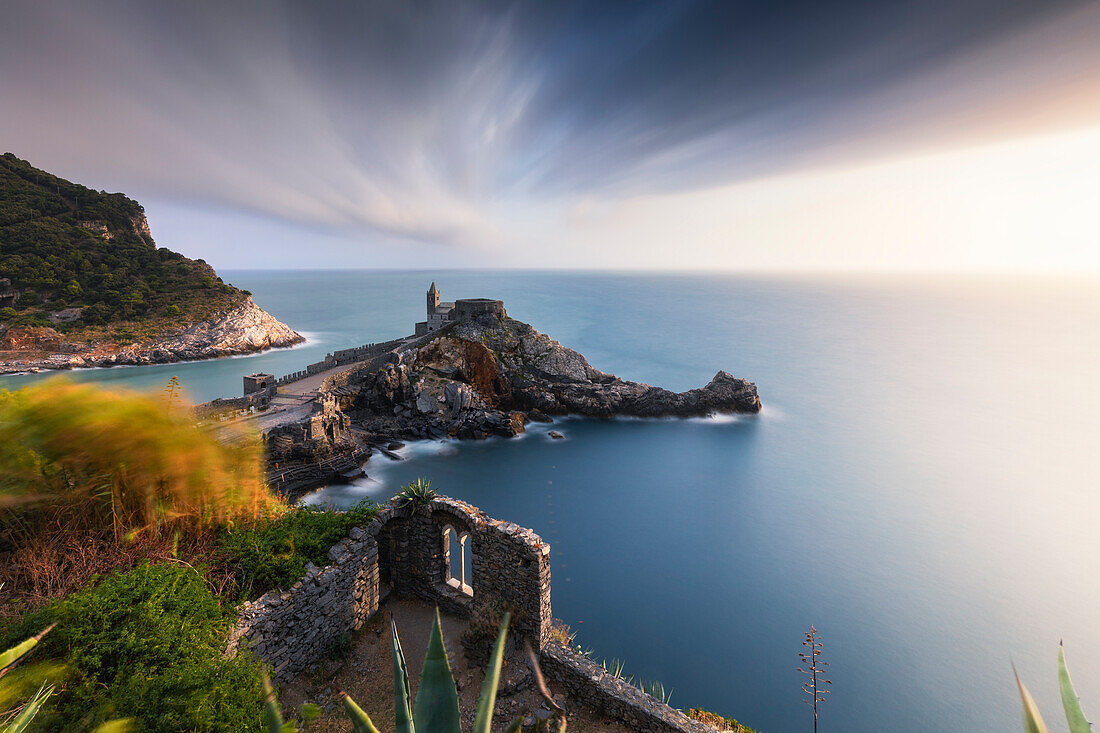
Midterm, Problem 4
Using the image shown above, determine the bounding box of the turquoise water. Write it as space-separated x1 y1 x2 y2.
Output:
4 271 1098 732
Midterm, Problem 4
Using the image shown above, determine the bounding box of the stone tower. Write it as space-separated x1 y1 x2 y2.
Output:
427 282 440 316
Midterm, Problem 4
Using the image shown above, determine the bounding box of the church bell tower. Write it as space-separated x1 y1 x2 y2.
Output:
427 282 440 316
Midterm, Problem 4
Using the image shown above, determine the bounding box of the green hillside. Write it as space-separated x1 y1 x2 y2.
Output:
0 153 245 338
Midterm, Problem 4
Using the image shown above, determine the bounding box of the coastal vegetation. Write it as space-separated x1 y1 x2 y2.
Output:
0 378 774 732
797 626 830 733
217 500 378 601
335 610 533 733
0 380 377 730
0 153 245 339
0 564 266 731
395 477 437 512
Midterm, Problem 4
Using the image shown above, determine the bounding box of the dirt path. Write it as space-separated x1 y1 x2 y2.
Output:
279 598 634 732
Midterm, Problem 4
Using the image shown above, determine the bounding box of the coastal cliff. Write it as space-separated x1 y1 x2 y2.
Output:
0 153 302 372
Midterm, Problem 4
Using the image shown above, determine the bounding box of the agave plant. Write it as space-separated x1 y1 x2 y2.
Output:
263 607 566 732
1014 642 1091 733
0 621 133 733
396 479 437 513
341 608 520 733
0 623 55 733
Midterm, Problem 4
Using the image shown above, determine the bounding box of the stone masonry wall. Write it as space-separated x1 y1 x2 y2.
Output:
369 497 552 650
225 496 551 681
541 643 719 733
225 496 716 732
226 528 380 680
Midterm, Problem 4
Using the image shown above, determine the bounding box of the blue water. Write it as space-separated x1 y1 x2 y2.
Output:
4 271 1098 732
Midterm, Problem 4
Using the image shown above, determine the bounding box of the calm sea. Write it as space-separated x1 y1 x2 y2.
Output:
4 270 1098 732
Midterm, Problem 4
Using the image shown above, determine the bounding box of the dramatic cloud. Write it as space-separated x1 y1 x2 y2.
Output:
2 0 1098 268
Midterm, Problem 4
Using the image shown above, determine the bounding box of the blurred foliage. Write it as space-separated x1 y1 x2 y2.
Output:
217 500 378 601
0 379 274 543
0 563 264 732
0 153 242 332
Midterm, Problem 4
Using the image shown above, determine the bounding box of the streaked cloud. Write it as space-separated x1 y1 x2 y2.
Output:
1 0 1098 269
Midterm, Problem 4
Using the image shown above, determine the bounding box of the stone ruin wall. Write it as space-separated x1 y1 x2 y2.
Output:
192 389 273 420
540 644 719 733
225 495 717 733
226 496 552 682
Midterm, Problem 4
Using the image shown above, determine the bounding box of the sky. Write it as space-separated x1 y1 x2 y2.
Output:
2 0 1099 272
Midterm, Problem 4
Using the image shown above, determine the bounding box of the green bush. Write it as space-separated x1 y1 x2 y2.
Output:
0 562 265 732
218 500 378 600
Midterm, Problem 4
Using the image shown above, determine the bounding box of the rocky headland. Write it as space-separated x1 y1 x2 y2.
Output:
263 311 759 499
0 153 302 374
0 296 302 373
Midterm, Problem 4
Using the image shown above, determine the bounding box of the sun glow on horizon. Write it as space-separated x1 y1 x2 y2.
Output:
542 125 1100 273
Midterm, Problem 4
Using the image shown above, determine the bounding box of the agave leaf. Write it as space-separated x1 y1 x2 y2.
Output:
262 671 291 733
342 692 381 733
1059 643 1092 733
0 624 55 679
5 683 53 733
391 617 415 733
413 609 461 733
1014 664 1051 733
472 612 512 733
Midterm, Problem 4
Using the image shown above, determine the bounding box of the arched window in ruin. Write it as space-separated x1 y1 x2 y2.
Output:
441 524 473 596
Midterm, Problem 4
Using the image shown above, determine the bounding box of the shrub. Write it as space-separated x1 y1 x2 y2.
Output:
687 708 759 733
0 379 273 542
217 500 378 600
0 563 266 731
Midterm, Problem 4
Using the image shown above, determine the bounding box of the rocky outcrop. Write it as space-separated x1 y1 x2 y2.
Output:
330 315 759 446
248 313 758 497
406 318 760 419
0 297 303 373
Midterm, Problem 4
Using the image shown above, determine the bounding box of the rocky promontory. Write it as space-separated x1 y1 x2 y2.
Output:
377 317 761 427
0 296 302 372
264 311 759 498
0 153 303 373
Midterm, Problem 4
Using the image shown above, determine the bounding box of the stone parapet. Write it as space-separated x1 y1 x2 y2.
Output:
540 643 720 733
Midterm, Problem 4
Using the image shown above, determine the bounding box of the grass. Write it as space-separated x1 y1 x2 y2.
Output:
216 500 379 601
0 379 272 543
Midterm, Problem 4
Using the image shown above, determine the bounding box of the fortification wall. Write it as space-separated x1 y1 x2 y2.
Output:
226 530 380 679
453 298 506 322
192 389 272 419
275 336 410 387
